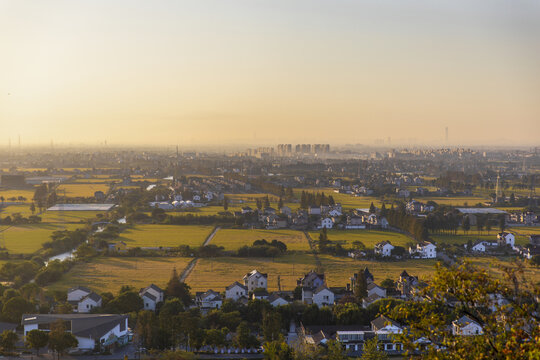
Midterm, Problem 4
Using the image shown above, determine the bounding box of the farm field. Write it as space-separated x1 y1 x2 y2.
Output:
294 188 381 210
2 223 81 254
318 254 439 286
118 225 214 248
0 189 36 203
40 210 105 223
0 203 35 217
185 254 317 292
56 183 110 197
464 257 540 284
419 196 490 206
46 257 192 293
211 228 310 251
431 229 529 246
308 229 411 250
510 226 540 237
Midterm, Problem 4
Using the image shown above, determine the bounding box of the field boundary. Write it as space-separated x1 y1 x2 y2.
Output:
179 226 220 282
303 231 322 271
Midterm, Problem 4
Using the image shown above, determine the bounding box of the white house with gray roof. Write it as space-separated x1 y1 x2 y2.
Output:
225 282 248 301
77 292 102 313
22 314 129 350
139 284 164 311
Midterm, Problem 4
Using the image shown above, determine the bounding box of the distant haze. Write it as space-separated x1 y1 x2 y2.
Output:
1 0 539 147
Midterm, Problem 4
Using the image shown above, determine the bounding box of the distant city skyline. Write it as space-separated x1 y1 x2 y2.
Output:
1 0 539 146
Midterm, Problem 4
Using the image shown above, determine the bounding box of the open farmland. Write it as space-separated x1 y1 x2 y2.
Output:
56 183 110 197
46 257 192 293
40 210 105 223
293 188 381 210
319 254 439 286
309 229 411 249
419 196 490 206
2 223 81 254
0 189 36 203
464 257 540 284
185 254 317 292
0 203 35 217
211 228 310 251
118 225 214 248
431 229 529 246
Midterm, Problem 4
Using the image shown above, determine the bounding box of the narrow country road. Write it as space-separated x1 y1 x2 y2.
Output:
179 226 221 282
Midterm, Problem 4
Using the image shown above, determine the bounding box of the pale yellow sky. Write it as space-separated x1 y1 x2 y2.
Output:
1 0 539 146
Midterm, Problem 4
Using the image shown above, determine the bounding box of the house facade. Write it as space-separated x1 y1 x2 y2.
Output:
243 270 268 292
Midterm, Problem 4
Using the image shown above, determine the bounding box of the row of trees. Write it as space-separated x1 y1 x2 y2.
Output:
300 191 336 209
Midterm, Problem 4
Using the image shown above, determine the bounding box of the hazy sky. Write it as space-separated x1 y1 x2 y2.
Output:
1 0 539 147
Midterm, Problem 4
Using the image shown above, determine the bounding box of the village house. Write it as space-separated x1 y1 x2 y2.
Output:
345 215 366 229
367 283 387 298
67 286 102 313
297 270 325 289
195 290 223 310
225 281 248 301
409 241 437 259
374 241 394 257
243 269 268 292
497 232 515 247
312 286 335 307
452 315 483 336
241 206 253 214
251 289 269 301
470 240 486 252
317 217 334 229
268 293 289 307
309 206 321 215
280 206 292 216
397 270 419 298
139 284 164 311
22 314 129 350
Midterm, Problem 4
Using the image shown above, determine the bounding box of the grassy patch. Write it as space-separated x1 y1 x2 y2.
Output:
40 210 104 223
309 229 412 249
2 223 81 254
186 254 317 292
118 225 214 248
294 188 381 210
56 184 110 198
420 196 490 206
211 229 310 251
0 204 35 217
0 189 36 203
46 257 193 293
318 254 439 286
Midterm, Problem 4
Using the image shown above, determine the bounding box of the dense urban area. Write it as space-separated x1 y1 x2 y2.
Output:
0 144 538 359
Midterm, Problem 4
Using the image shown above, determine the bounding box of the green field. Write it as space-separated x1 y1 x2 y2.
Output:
0 203 35 217
464 256 540 284
0 189 36 203
319 254 439 287
40 210 104 223
294 188 381 210
211 228 310 251
419 196 490 206
118 225 214 248
309 229 412 249
186 254 317 292
430 228 530 246
46 257 193 293
510 226 540 237
2 223 81 254
57 183 110 197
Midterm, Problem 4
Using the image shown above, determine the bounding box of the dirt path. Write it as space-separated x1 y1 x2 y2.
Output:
303 231 323 271
179 226 221 282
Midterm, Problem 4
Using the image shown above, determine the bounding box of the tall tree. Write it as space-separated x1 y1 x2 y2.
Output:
223 196 229 211
25 329 49 356
360 337 388 360
0 330 18 352
353 271 368 301
462 216 470 235
278 197 283 209
48 320 78 360
166 268 192 306
369 202 376 214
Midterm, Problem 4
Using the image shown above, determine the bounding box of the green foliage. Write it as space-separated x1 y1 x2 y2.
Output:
25 329 49 355
166 268 192 306
388 261 540 359
48 320 78 359
263 340 294 360
360 337 388 360
0 330 18 352
2 296 34 323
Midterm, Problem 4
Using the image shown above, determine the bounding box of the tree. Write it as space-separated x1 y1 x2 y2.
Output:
498 215 506 232
388 261 540 359
48 320 78 359
360 337 388 360
106 290 143 313
278 197 284 209
262 311 282 342
264 195 271 208
380 278 395 290
369 202 376 214
2 296 34 323
25 329 49 355
166 268 192 306
326 339 349 360
462 216 470 235
352 240 366 251
0 330 18 352
353 271 368 301
30 202 36 214
263 340 294 360
223 196 229 211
